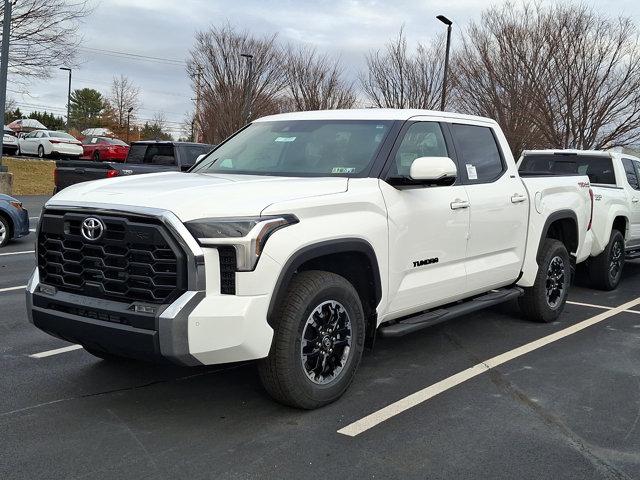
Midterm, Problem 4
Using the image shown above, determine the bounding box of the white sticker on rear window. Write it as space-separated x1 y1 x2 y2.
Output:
275 136 296 142
331 167 356 174
466 164 478 180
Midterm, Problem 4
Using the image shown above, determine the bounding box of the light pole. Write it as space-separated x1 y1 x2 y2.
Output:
0 0 14 163
436 15 453 111
60 67 72 129
126 107 133 143
240 53 254 124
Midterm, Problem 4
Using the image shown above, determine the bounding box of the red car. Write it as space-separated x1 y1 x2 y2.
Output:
81 136 129 162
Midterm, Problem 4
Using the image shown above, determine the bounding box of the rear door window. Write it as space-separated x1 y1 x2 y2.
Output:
144 145 176 165
451 124 504 184
622 158 640 190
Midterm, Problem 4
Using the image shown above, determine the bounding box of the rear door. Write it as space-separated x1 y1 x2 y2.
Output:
380 120 470 316
622 158 640 247
448 122 528 293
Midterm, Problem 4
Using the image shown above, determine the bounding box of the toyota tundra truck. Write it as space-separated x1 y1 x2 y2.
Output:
519 149 640 291
27 110 593 409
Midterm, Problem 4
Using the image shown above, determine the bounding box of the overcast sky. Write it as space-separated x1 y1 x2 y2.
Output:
9 0 640 136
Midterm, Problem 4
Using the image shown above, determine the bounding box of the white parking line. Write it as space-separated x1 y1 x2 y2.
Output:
566 300 640 315
0 250 34 257
337 296 640 437
29 217 39 220
29 345 83 358
28 229 36 232
0 285 26 293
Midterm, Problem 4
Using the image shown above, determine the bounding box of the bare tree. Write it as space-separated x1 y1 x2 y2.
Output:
454 2 640 153
452 3 550 154
284 45 356 111
360 28 445 109
108 75 141 128
0 0 91 79
187 24 287 144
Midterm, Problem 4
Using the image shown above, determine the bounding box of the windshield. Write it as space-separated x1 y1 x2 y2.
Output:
49 131 76 140
105 138 128 146
191 120 393 177
520 154 615 184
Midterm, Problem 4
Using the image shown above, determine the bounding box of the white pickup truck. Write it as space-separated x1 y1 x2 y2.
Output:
519 149 640 290
27 110 593 408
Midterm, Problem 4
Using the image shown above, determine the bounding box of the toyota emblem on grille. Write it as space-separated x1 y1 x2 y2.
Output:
81 217 105 241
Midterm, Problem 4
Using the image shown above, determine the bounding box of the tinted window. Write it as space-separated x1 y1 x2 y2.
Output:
178 144 211 166
519 154 615 184
127 144 176 165
105 138 127 146
191 120 392 177
391 122 448 176
451 124 504 183
81 137 94 145
622 158 640 190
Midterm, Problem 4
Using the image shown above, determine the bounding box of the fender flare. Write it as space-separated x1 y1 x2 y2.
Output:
537 209 578 263
266 238 382 325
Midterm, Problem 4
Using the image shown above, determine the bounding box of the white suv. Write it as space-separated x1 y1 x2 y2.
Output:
27 110 593 408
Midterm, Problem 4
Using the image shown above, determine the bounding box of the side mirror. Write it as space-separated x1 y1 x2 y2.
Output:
409 156 457 185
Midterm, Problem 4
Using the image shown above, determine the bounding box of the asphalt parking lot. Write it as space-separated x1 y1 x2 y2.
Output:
1 196 640 479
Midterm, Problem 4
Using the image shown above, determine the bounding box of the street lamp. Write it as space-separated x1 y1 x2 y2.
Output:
60 67 72 129
126 107 133 143
240 53 254 124
0 0 13 163
436 15 453 111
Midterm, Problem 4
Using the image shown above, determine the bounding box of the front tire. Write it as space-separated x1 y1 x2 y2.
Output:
588 229 625 291
519 239 571 323
258 271 365 409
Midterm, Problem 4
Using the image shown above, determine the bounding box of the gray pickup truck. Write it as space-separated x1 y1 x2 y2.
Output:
55 140 214 192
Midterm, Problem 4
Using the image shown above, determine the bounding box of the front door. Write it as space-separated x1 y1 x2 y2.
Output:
623 158 640 247
448 123 528 293
380 120 470 319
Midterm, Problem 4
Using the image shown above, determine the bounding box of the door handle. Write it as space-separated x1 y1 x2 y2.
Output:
633 198 639 204
511 193 527 203
450 199 470 210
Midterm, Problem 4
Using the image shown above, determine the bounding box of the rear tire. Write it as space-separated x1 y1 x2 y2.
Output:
258 271 365 409
588 229 625 291
0 215 10 247
37 145 45 159
519 239 571 323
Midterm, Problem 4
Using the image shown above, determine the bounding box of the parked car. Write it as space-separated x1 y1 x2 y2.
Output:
18 130 83 159
81 136 129 162
0 194 29 247
54 141 215 191
28 109 594 409
519 149 640 290
3 126 18 155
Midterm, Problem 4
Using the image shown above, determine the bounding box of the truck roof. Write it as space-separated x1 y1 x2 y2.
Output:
255 108 498 125
522 149 640 162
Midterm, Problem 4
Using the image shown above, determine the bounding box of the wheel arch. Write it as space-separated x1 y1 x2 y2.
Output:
267 238 382 334
537 210 579 263
0 209 14 239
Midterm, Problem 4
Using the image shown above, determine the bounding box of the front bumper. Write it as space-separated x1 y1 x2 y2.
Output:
15 208 29 238
26 203 275 366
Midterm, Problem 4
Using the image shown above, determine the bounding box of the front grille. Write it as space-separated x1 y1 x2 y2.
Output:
218 246 236 295
37 210 187 304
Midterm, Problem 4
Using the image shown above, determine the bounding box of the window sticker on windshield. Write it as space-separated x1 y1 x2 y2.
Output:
275 136 296 142
466 164 478 180
331 167 356 174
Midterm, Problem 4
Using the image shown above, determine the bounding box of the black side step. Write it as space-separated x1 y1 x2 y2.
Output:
626 249 640 260
378 287 523 338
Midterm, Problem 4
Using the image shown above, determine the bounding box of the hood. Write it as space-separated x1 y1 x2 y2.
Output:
48 172 348 221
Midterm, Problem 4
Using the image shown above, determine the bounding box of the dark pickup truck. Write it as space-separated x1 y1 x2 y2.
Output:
55 140 214 191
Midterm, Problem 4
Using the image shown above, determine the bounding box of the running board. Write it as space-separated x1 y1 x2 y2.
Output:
626 248 640 260
378 287 524 338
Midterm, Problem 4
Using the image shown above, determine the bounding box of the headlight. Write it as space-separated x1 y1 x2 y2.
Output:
185 215 299 271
